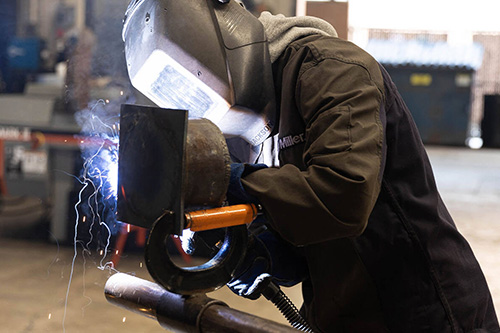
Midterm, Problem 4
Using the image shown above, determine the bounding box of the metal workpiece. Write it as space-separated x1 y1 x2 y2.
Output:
117 104 188 234
199 305 299 333
105 273 299 333
104 272 165 320
145 212 248 295
117 105 232 234
184 118 231 208
118 105 252 295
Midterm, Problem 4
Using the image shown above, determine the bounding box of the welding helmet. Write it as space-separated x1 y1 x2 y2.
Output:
122 0 276 146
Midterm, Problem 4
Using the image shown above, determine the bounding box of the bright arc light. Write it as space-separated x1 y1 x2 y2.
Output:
106 151 119 198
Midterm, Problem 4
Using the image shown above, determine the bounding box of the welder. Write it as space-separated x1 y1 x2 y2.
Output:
122 1 499 332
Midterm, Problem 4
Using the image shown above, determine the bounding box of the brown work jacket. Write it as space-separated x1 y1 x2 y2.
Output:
241 34 499 332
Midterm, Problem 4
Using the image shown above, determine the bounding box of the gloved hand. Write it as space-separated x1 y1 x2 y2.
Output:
226 162 309 300
227 234 273 300
226 163 267 205
227 227 309 300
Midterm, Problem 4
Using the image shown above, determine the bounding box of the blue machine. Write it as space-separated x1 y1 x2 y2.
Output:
7 38 41 71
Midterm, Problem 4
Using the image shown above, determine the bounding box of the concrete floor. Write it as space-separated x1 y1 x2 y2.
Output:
0 146 499 332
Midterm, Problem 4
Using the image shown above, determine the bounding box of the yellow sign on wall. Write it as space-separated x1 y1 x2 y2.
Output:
410 73 433 86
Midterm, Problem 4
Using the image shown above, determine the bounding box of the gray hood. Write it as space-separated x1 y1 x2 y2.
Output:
258 11 338 63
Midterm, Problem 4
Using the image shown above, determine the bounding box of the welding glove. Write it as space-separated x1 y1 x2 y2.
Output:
226 163 308 299
226 163 267 205
227 228 309 300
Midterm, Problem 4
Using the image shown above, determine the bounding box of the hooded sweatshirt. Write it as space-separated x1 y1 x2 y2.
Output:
258 11 338 63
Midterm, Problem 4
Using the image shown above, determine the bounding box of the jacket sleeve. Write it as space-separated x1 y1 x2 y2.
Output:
241 55 385 246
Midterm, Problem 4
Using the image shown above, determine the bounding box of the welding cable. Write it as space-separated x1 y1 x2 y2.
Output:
262 281 315 333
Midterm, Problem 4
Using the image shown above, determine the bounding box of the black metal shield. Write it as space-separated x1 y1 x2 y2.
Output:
117 104 187 235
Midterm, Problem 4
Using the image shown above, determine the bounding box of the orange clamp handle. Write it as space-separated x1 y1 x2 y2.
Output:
184 204 259 232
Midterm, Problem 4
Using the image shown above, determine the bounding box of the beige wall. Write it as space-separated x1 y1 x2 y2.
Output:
306 1 348 40
259 0 295 16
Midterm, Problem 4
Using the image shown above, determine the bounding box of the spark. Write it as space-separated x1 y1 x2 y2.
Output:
120 91 124 96
139 262 143 268
62 177 89 333
62 101 123 331
48 313 52 320
80 249 93 316
115 250 119 255
127 224 130 233
45 231 60 279
122 317 127 323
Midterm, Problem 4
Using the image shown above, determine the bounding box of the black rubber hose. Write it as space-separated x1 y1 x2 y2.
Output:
262 282 315 333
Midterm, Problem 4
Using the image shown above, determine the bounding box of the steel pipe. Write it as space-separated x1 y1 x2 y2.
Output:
105 273 298 333
184 118 231 208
